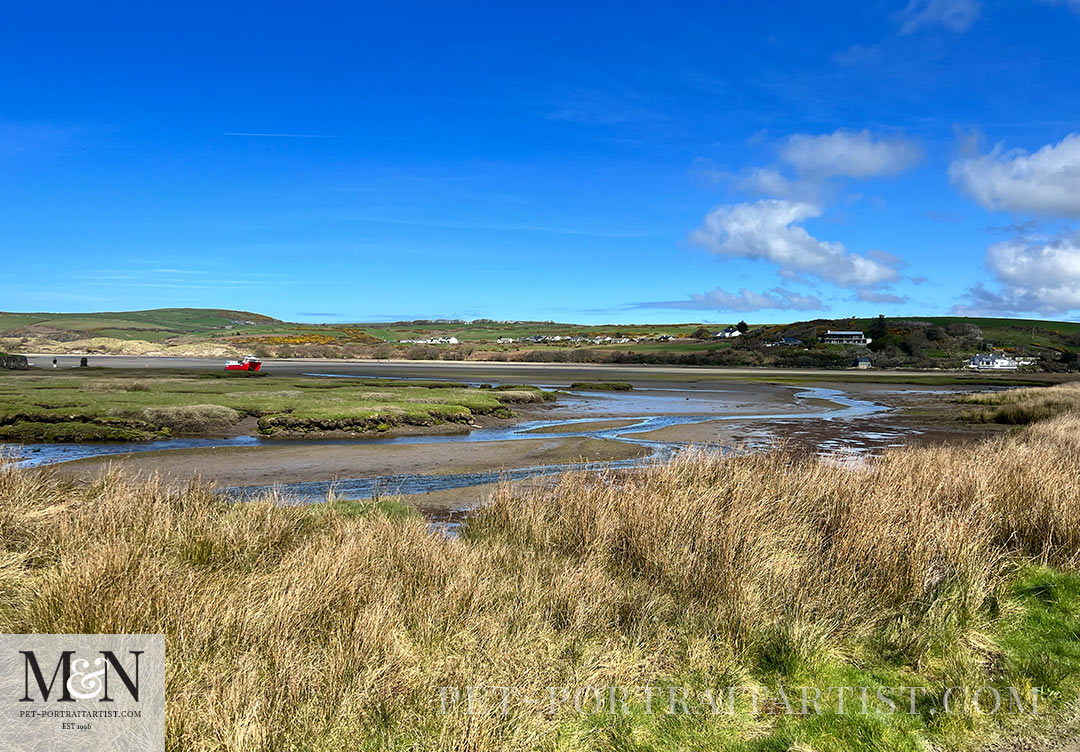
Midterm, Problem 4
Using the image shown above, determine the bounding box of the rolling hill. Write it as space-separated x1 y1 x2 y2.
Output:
0 308 1077 370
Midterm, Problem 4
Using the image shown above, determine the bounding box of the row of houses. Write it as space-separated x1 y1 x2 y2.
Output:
498 334 641 345
850 353 1036 371
400 336 460 345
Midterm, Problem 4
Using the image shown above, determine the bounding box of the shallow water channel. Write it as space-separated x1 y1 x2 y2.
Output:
3 386 893 504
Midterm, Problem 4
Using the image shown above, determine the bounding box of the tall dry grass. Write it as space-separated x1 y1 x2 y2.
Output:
961 381 1080 424
1 416 1079 749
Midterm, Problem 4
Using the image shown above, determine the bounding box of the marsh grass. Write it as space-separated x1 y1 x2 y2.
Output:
2 414 1080 749
0 370 554 440
960 381 1080 424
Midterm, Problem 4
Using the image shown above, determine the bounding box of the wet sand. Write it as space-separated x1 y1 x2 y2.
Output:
53 436 649 489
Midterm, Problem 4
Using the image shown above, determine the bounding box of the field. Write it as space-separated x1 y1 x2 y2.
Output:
0 369 553 441
2 398 1080 749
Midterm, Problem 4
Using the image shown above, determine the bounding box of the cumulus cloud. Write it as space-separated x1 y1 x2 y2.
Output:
954 233 1080 314
949 134 1080 216
689 199 904 288
780 130 923 179
898 0 980 34
638 287 824 313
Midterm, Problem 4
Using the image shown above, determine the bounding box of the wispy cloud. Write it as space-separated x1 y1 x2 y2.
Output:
856 289 909 304
1040 0 1080 15
223 132 338 139
87 267 271 290
898 0 981 34
87 282 257 290
345 214 655 239
0 121 80 158
637 286 825 313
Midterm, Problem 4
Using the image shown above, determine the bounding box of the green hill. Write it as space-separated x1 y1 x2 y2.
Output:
0 308 280 342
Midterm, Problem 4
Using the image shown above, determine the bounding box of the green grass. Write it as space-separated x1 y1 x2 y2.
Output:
568 381 633 391
0 369 554 441
543 566 1080 750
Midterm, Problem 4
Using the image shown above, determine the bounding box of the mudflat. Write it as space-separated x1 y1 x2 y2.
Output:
53 436 648 488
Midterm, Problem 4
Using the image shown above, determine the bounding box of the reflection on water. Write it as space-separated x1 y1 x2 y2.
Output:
2 386 894 503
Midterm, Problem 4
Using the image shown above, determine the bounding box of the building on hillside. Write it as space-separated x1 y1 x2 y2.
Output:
820 330 872 345
766 336 803 348
968 352 1018 371
714 326 742 339
854 356 872 369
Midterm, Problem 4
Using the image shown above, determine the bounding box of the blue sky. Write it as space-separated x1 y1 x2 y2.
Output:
4 0 1080 324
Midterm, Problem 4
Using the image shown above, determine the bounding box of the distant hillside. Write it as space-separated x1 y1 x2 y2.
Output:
0 308 1077 371
0 308 280 342
739 316 1080 371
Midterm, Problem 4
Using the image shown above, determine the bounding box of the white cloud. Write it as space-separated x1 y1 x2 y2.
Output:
949 134 1080 216
780 130 923 179
954 233 1080 314
689 199 903 288
899 0 980 34
639 287 824 313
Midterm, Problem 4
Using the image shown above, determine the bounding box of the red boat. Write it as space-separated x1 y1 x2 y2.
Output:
225 355 262 372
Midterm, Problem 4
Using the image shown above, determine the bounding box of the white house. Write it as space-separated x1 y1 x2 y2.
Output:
820 330 872 345
714 326 742 339
968 353 1018 371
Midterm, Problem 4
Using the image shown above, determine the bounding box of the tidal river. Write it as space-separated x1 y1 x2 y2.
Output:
4 386 901 509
